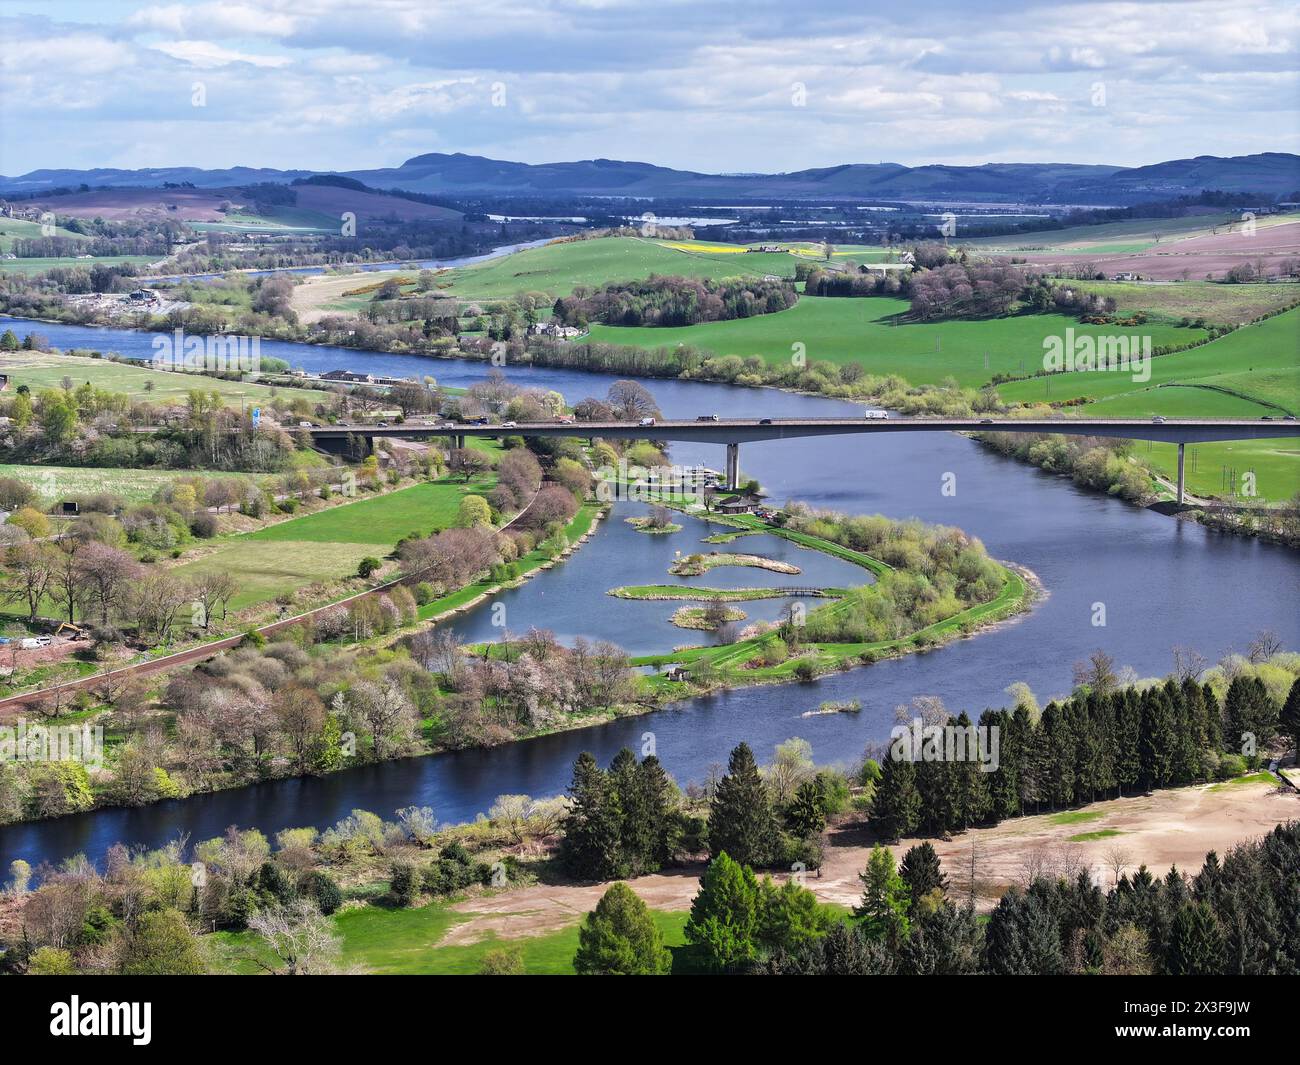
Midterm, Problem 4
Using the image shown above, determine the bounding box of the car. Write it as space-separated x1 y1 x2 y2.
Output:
759 418 773 425
979 418 995 424
863 408 888 420
502 421 517 428
1284 414 1297 421
697 414 720 422
1151 416 1166 424
639 417 657 426
1260 416 1273 421
377 421 389 427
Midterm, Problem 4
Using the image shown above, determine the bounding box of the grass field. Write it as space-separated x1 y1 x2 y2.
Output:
429 236 798 302
175 466 498 611
0 217 89 251
587 295 1205 385
995 309 1300 500
0 463 256 504
210 898 699 975
0 350 327 407
996 309 1299 413
1066 280 1300 327
0 255 156 277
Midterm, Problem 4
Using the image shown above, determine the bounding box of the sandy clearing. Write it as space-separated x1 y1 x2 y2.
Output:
291 270 425 323
443 778 1299 945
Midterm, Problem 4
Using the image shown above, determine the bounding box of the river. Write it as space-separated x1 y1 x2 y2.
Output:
1 317 1297 870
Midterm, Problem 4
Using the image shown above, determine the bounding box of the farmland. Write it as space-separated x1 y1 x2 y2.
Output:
0 350 327 407
0 463 255 505
586 295 1206 385
1061 279 1300 327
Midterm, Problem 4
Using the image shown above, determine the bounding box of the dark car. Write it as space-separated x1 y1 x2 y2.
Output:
759 418 773 425
697 414 720 422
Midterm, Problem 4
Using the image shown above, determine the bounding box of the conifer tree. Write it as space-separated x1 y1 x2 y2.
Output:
684 851 760 971
559 752 624 880
872 753 921 841
708 742 777 867
574 882 671 975
854 844 911 948
1165 902 1225 975
898 842 948 913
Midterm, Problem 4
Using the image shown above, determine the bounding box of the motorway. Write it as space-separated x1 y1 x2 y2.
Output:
305 416 1300 446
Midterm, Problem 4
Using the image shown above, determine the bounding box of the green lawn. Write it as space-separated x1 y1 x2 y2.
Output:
0 217 90 251
586 296 1205 385
210 898 702 975
245 475 495 546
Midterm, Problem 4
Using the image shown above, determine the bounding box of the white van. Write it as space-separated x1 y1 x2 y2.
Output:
863 408 889 420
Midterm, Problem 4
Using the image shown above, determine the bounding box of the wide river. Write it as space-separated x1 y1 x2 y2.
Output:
2 317 1297 869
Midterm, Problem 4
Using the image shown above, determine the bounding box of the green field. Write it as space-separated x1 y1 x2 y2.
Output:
995 309 1300 500
176 467 498 611
1 351 327 407
0 255 156 277
0 463 256 505
245 475 494 546
588 295 1205 385
0 217 89 251
211 898 700 975
1067 280 1300 327
430 236 799 303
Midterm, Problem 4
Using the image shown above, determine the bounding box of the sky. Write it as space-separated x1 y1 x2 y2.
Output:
1 0 1297 176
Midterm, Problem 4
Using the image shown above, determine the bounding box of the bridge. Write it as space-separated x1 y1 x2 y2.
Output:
306 417 1299 504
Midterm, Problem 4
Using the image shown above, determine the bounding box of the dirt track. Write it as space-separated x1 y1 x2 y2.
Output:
443 777 1299 945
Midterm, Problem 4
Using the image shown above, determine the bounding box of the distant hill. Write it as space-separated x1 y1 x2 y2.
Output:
2 152 1296 205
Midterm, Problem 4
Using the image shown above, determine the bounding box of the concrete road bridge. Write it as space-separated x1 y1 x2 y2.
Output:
303 417 1299 504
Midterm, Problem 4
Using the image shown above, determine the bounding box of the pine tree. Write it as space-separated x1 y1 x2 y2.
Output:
708 743 777 867
1139 688 1175 790
872 754 920 841
1165 902 1225 975
899 842 948 913
559 753 624 880
784 778 827 840
573 882 671 975
854 844 911 948
684 852 760 971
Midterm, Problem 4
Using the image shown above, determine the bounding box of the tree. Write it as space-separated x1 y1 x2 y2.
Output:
871 753 920 841
456 494 493 528
708 742 777 868
247 899 342 974
357 556 381 578
606 379 659 422
854 845 910 947
757 876 833 954
1165 902 1224 975
479 946 525 975
981 887 1064 975
272 685 326 774
8 506 50 540
684 852 760 971
559 753 623 880
573 882 671 975
118 909 207 975
1280 676 1300 757
899 842 948 913
2 542 55 621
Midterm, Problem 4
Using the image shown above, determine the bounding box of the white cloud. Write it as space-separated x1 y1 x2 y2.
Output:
149 40 292 68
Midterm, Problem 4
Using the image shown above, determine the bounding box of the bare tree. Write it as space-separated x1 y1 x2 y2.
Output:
1104 843 1132 887
247 899 342 974
1247 629 1282 664
1171 645 1208 683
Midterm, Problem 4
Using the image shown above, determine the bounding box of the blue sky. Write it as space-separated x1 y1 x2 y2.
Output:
1 0 1296 175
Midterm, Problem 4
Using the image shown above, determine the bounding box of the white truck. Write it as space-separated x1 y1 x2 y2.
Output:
863 408 889 420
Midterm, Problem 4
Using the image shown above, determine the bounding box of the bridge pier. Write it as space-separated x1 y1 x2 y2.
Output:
1177 442 1185 505
725 442 740 491
454 435 465 450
